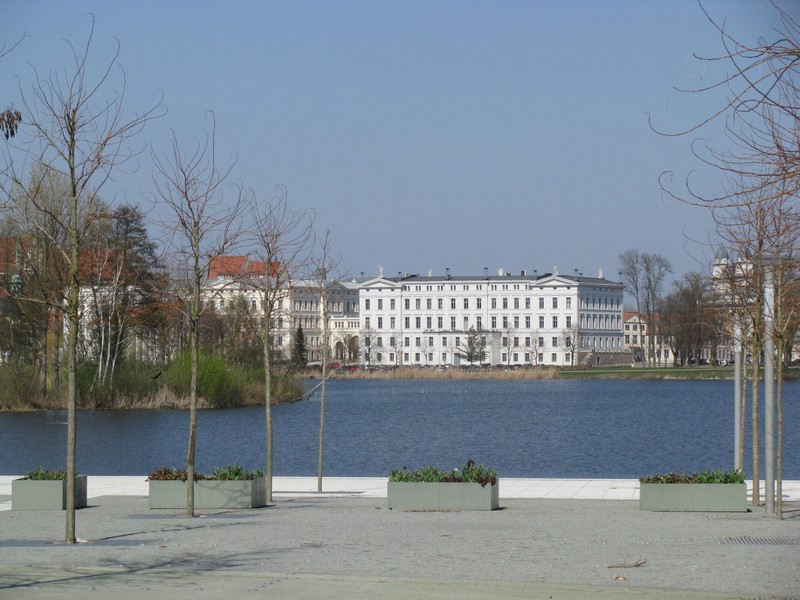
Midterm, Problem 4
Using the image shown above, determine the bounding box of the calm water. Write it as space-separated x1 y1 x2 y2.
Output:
1 379 797 479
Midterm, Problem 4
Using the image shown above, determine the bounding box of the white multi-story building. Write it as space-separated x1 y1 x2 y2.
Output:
203 257 360 364
358 268 625 367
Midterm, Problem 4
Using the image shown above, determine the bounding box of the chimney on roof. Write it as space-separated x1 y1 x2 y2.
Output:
599 268 604 279
445 267 451 280
498 268 504 276
521 270 526 276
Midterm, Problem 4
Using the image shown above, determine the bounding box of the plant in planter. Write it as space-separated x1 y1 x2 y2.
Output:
147 464 266 509
12 467 88 511
639 468 747 512
387 460 499 511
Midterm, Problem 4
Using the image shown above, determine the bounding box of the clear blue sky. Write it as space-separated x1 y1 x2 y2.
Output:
3 1 791 284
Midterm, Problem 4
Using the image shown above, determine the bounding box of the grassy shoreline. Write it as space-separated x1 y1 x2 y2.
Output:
323 364 800 381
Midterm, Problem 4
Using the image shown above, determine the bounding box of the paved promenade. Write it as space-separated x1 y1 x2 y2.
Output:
1 477 799 599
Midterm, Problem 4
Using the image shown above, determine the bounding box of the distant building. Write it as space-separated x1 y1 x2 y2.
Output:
358 267 626 367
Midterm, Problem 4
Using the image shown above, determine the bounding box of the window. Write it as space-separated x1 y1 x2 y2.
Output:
552 297 558 309
552 337 558 346
451 317 456 330
426 317 432 328
538 337 544 347
525 316 531 328
415 353 420 362
438 316 443 328
365 317 370 328
427 298 432 309
415 337 421 347
464 298 469 309
415 317 421 328
525 336 531 347
404 298 410 309
377 299 383 310
476 298 482 309
403 353 409 363
491 298 497 309
551 353 557 363
415 298 421 310
491 316 497 328
389 336 396 347
539 316 545 328
514 316 519 328
376 352 382 362
502 298 508 309
552 316 558 328
566 336 571 347
514 298 519 309
476 316 482 329
538 353 544 363
390 299 396 310
442 336 448 346
438 298 443 309
365 299 370 310
513 336 519 347
566 316 572 328
377 317 383 329
451 298 456 309
404 337 410 347
455 337 461 347
502 316 508 328
539 297 545 309
463 316 469 328
377 337 383 347
525 297 531 309
566 297 571 309
404 317 410 328
390 317 396 328
428 336 434 346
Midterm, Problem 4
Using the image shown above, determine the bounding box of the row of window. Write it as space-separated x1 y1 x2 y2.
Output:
372 351 571 365
364 296 619 311
366 335 620 350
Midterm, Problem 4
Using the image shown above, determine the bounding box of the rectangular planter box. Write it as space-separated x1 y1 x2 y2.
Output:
12 475 88 510
639 483 747 512
148 477 266 509
387 480 500 511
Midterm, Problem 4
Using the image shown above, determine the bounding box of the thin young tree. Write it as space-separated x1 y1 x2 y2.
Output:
314 231 340 493
248 190 314 503
1 20 162 542
153 114 246 516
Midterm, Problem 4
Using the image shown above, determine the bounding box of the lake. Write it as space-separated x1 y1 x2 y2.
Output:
0 379 797 479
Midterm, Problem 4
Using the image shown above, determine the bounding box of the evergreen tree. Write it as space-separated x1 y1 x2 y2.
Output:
292 325 307 368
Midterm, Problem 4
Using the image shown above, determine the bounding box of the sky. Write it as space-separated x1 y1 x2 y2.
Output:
3 1 794 286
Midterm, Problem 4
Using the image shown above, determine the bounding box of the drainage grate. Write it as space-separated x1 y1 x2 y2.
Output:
721 536 800 546
706 514 762 521
742 597 800 600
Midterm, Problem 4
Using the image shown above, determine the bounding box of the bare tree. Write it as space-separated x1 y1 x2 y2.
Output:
619 250 672 367
312 230 340 493
152 114 246 516
1 20 162 542
248 187 314 503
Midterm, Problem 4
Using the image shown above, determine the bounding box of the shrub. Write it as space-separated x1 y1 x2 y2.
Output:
24 467 69 480
389 459 498 485
639 469 745 484
148 465 263 481
164 350 242 408
212 464 264 480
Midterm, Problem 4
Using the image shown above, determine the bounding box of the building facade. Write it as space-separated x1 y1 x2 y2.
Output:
358 268 626 367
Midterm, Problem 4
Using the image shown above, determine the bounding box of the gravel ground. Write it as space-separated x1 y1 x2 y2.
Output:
0 496 798 599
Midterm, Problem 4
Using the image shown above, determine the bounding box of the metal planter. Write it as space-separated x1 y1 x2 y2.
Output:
387 480 500 511
12 475 88 510
639 483 747 512
148 477 267 509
